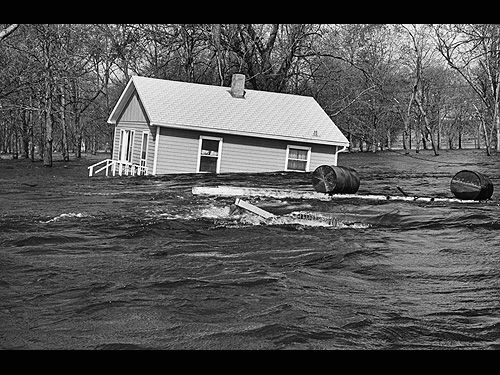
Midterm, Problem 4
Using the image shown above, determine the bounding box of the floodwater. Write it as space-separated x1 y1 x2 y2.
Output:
0 149 499 350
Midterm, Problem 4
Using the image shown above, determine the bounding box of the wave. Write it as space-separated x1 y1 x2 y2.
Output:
42 212 91 223
363 209 500 230
94 343 151 350
196 205 371 229
6 234 88 248
141 204 372 230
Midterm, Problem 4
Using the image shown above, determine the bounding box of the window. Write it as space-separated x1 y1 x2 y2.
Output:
197 136 222 173
139 131 149 175
285 145 311 172
140 132 148 164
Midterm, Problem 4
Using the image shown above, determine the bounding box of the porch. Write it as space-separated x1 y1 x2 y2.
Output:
88 159 148 177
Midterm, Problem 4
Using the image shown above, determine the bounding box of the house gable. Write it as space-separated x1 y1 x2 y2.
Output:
117 91 149 125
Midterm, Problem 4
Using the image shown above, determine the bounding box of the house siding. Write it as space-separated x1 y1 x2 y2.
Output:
112 127 120 160
154 127 339 175
155 128 199 174
310 144 338 169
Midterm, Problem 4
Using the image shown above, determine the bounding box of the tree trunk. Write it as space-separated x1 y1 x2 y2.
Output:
43 74 53 166
75 123 82 159
473 104 491 156
60 81 69 162
414 93 439 156
12 128 19 159
402 129 408 152
403 88 416 154
495 109 500 152
43 94 53 167
437 114 441 150
476 121 481 149
415 117 421 153
421 129 427 150
91 132 97 155
212 24 224 86
408 122 412 150
372 126 377 153
28 96 35 161
21 109 29 158
70 78 83 159
42 34 53 167
0 24 19 42
493 72 500 152
481 115 491 156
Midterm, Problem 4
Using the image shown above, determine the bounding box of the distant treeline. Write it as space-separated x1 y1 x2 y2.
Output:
0 24 499 166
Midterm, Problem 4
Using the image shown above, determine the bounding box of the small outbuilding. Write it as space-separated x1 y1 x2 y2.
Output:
90 74 349 176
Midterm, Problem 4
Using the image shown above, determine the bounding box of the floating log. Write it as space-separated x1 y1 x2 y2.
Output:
191 186 481 204
450 170 494 201
311 165 360 194
192 186 331 201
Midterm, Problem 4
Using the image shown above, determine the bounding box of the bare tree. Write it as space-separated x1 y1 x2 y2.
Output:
435 24 500 153
400 24 439 155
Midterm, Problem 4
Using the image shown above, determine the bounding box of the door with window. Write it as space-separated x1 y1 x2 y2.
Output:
119 129 134 163
197 136 222 173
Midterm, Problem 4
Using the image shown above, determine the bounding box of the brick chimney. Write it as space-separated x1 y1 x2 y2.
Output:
229 73 246 98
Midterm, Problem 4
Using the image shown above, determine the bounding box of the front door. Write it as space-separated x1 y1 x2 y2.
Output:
119 130 134 163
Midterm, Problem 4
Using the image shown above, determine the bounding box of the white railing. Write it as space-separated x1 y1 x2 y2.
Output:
88 159 149 177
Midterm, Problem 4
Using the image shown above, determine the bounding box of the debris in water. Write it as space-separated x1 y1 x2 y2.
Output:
233 198 275 219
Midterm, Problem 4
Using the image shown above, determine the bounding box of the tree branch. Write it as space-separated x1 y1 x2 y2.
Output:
0 24 19 42
330 85 376 117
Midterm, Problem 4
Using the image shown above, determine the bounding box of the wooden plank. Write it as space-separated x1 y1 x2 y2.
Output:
191 186 482 204
234 198 275 219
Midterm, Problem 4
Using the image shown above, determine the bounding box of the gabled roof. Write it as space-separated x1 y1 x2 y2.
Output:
108 76 349 147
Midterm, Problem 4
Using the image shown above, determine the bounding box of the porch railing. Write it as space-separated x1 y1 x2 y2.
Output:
88 159 149 177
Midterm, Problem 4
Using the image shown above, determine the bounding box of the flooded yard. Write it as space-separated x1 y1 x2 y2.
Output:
0 149 499 349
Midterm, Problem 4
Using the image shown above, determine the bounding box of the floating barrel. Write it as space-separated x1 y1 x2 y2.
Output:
450 170 494 201
312 165 360 194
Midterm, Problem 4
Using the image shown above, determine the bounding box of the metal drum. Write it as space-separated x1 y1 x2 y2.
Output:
450 170 493 201
311 165 360 195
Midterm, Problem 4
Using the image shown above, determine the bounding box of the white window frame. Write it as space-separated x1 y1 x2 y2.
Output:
284 144 311 172
196 135 223 173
